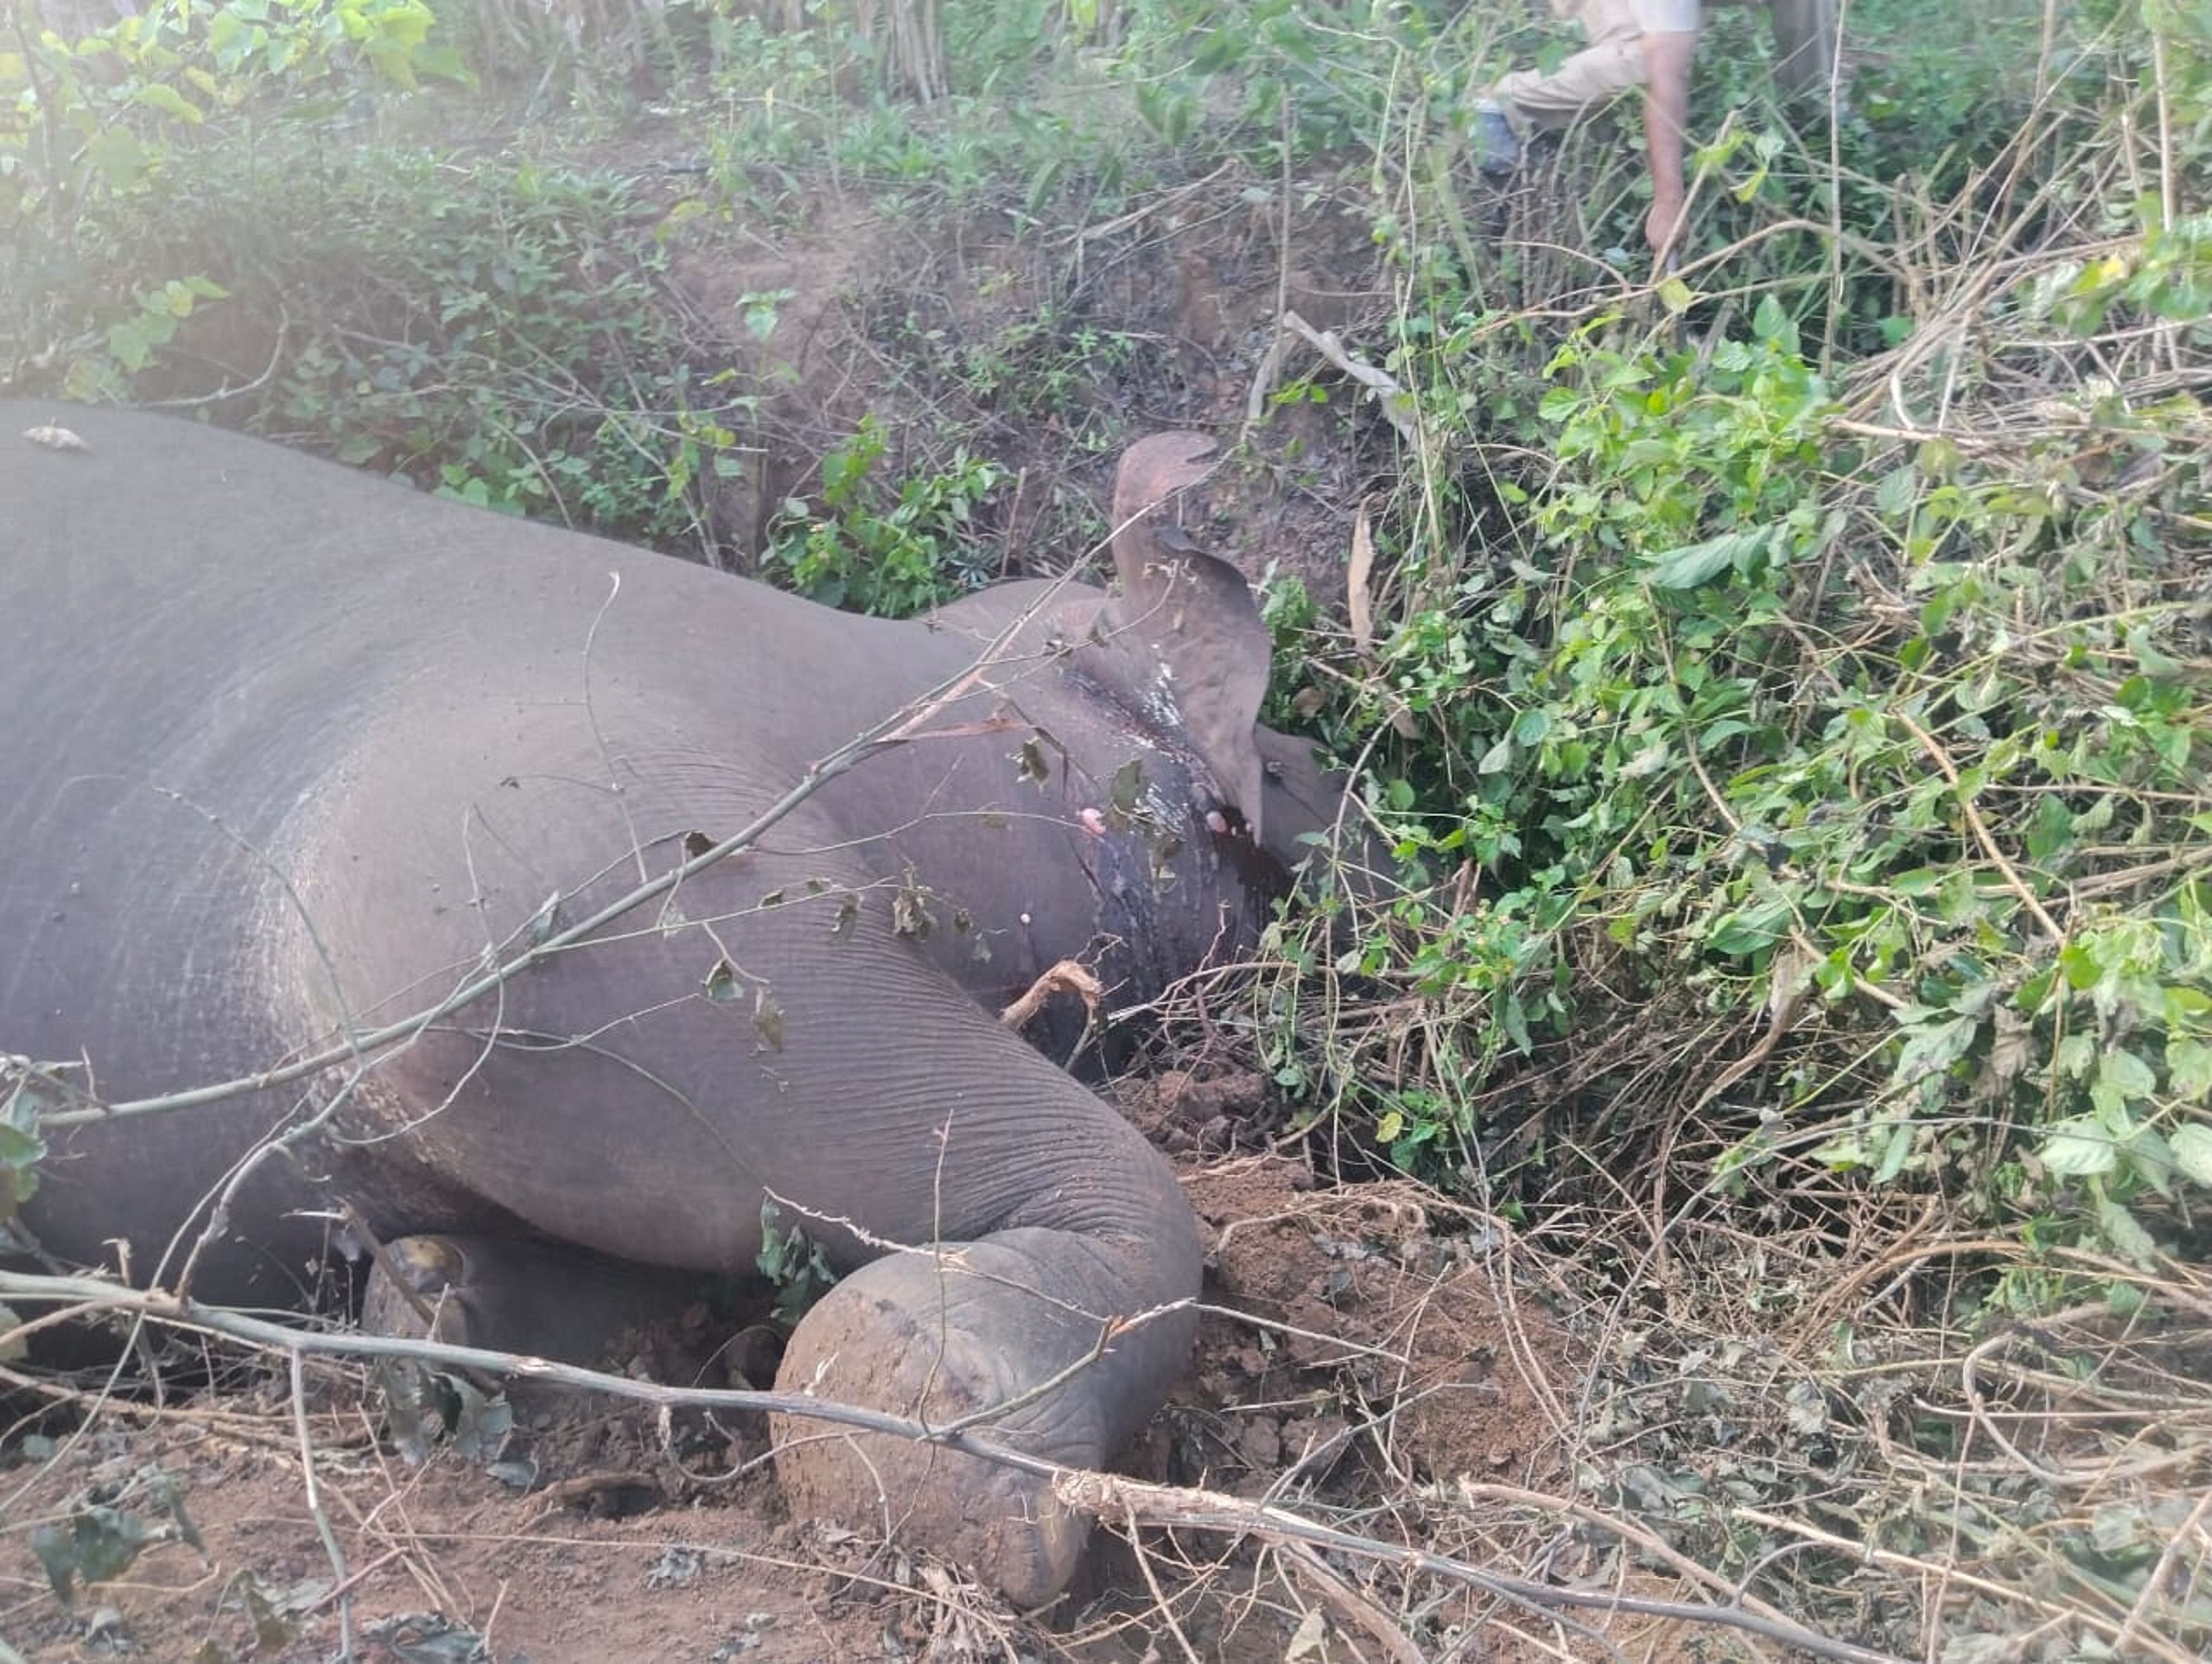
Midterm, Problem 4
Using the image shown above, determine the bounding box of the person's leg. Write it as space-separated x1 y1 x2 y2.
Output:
1493 0 1649 131
1473 0 1647 174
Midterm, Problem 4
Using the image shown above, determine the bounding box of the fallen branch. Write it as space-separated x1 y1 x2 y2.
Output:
0 1271 1902 1663
1247 308 1426 448
1057 1470 1908 1664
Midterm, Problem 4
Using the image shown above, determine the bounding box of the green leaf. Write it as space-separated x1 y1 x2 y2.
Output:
1511 708 1552 746
131 81 206 124
2053 1032 2096 1078
1707 899 1791 956
2040 1117 2118 1178
736 287 792 344
1751 293 1791 347
84 128 148 192
1873 463 1918 518
2125 1123 2179 1197
106 317 154 373
1894 1014 1980 1085
1872 1119 1915 1183
2171 1125 2212 1188
2060 942 2101 990
1643 526 1774 589
2125 624 2184 678
2095 1193 2158 1264
1501 994 1533 1054
2097 1047 2157 1102
2166 1037 2212 1100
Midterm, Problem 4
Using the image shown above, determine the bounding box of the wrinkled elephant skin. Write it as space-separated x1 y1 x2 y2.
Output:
0 404 1351 1603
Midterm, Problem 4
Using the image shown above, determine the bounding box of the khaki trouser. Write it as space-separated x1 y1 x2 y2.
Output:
1492 0 1838 131
1493 0 1682 130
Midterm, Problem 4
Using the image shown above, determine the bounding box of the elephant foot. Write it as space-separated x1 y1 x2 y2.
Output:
771 1229 1189 1607
359 1232 700 1368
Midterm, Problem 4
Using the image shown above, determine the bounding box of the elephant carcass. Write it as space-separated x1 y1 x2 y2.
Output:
0 404 1350 1603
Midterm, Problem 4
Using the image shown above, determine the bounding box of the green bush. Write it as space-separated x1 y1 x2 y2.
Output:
1 0 467 391
763 415 1006 617
1247 1 2212 1256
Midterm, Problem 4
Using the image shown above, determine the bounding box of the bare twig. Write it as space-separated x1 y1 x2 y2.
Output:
1895 710 2066 943
1057 1471 1906 1664
291 1349 354 1660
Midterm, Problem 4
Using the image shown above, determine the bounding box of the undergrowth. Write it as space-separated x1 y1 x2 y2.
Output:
1221 0 2212 1265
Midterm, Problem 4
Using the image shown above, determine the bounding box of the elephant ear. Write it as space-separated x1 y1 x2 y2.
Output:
1096 433 1271 842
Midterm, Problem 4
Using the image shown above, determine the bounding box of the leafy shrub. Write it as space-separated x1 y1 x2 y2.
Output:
232 148 729 540
3 4 757 554
763 415 1006 617
1 0 466 391
1249 2 2212 1257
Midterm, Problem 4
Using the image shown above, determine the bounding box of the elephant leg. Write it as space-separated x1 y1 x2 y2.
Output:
771 1222 1198 1606
359 1234 702 1367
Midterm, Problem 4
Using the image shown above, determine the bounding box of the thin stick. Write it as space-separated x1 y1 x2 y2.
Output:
291 1350 353 1661
1058 1472 1905 1664
1895 711 2065 942
1124 1505 1204 1664
2110 1485 2212 1660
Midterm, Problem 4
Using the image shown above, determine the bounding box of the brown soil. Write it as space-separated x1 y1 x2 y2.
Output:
3 1064 1609 1662
658 168 1392 615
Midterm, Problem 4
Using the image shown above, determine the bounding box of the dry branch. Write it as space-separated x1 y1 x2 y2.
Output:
0 1269 1902 1661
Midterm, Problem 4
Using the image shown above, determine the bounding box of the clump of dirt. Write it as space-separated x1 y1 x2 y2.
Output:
1117 1065 1579 1503
0 1402 858 1661
1185 1154 1574 1497
1113 1064 1278 1157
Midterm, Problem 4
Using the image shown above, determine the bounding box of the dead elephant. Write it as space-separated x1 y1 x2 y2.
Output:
0 404 1360 1603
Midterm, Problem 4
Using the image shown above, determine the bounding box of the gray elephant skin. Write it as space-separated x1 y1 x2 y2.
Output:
0 403 1351 1603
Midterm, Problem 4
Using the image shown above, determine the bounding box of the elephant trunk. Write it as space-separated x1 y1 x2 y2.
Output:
770 1089 1199 1604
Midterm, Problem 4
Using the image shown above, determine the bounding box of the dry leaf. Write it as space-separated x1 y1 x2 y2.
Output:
1347 498 1376 657
1283 1606 1331 1661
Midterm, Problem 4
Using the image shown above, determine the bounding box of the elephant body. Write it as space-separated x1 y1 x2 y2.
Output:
0 404 1344 1600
